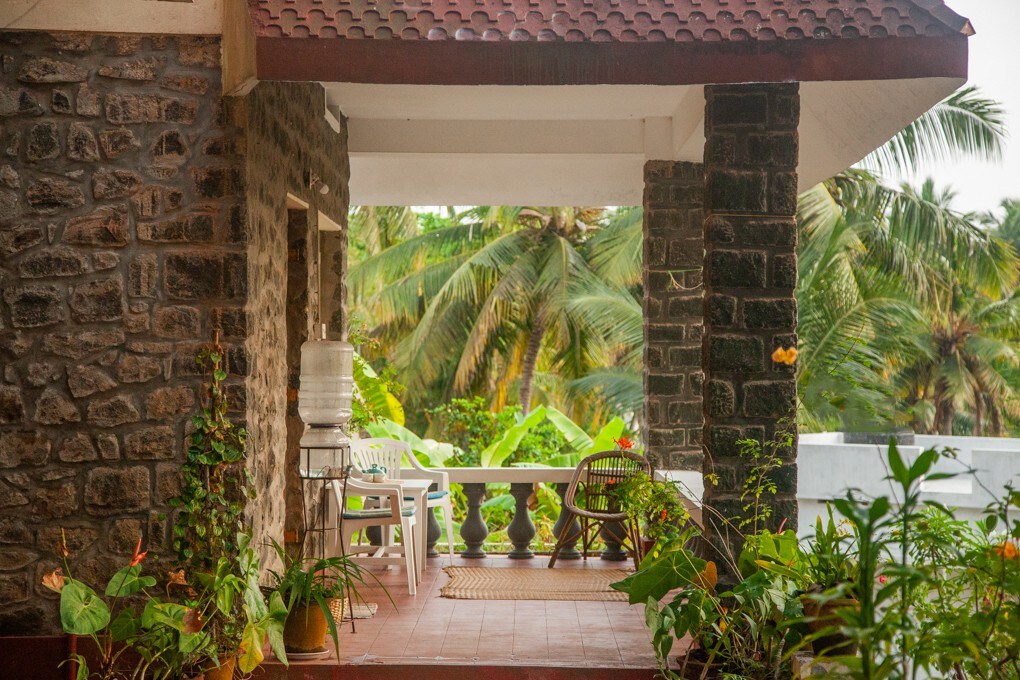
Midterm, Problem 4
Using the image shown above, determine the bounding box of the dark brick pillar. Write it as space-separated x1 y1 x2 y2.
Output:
642 161 704 470
702 84 800 558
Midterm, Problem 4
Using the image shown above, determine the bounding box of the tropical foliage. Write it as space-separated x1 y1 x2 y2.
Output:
349 86 1019 438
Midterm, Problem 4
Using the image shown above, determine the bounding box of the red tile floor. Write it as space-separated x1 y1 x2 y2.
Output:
263 555 660 674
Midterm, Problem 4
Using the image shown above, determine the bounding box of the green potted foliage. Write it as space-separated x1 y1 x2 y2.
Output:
167 338 276 677
267 539 384 658
43 533 211 680
757 508 860 655
613 470 692 556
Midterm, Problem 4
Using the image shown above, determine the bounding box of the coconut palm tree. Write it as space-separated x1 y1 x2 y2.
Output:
349 206 639 430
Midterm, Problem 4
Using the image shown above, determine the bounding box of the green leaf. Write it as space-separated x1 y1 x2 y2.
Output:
480 406 547 467
60 580 111 635
612 539 706 604
109 609 139 641
237 620 265 673
887 439 907 483
265 590 290 666
105 565 156 597
543 406 593 453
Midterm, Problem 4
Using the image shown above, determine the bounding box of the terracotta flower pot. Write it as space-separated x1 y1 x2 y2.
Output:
801 596 859 656
284 604 329 653
203 656 235 680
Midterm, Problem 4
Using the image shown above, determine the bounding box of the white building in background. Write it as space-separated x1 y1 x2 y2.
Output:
797 433 1020 534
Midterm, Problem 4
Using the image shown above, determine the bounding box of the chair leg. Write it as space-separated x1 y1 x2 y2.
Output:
442 500 455 561
548 509 578 568
401 517 417 596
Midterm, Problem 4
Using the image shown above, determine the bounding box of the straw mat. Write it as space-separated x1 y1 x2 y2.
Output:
440 566 631 601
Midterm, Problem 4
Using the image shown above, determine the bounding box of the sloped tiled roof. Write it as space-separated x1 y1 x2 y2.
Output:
249 0 969 43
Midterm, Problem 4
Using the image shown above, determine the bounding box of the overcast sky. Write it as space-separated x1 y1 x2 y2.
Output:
896 0 1020 216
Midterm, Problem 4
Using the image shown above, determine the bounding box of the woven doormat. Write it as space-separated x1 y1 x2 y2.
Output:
440 566 631 601
329 599 378 624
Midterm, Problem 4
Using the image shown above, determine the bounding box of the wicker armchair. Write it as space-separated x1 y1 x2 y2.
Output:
548 449 651 569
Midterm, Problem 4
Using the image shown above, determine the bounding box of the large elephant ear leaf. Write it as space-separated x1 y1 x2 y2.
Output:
236 620 265 674
266 591 289 667
61 580 111 635
105 565 156 597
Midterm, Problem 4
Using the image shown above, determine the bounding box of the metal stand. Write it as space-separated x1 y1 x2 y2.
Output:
298 433 358 632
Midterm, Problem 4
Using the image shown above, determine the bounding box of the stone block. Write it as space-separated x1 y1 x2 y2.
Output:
708 250 766 289
646 374 680 396
773 253 798 288
667 346 700 370
34 388 80 424
125 426 176 460
0 517 31 544
192 166 241 198
176 36 220 68
17 57 87 83
26 122 60 161
51 89 73 114
98 57 163 81
708 91 768 127
43 330 124 359
743 380 797 418
116 354 162 383
4 285 64 328
743 299 796 330
67 123 100 162
165 252 221 299
768 172 799 216
105 93 198 125
98 127 141 159
707 379 735 417
745 133 798 168
145 386 194 419
156 463 182 503
92 169 142 199
138 213 213 243
707 170 768 213
0 431 49 467
153 305 200 338
706 294 737 326
151 129 189 165
708 335 764 373
211 307 247 338
106 518 144 554
84 466 150 513
70 277 124 323
87 395 140 427
0 387 25 425
160 73 210 95
96 433 119 460
58 433 98 463
18 247 90 278
0 84 43 117
76 84 100 116
68 365 117 398
667 400 701 425
26 178 85 214
128 253 158 297
63 206 130 247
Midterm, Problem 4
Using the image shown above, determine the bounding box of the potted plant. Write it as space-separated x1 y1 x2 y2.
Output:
267 539 384 658
42 532 212 680
166 337 284 677
613 471 692 557
757 508 860 655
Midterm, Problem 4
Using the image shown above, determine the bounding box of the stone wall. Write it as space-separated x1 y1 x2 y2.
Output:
642 161 704 471
0 31 349 634
702 83 800 561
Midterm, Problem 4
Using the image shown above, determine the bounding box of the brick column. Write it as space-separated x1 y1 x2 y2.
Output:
642 161 704 471
702 84 800 558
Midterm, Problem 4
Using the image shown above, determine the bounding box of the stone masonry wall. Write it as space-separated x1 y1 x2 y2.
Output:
702 83 800 562
0 32 349 634
642 161 704 471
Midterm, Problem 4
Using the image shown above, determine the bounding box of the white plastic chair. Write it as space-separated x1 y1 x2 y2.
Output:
350 438 456 561
332 476 418 595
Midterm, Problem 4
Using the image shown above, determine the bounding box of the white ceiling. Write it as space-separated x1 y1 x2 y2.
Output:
325 77 965 206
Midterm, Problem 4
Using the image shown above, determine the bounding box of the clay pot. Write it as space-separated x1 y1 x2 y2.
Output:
675 652 722 680
284 604 329 653
801 596 859 656
203 656 235 680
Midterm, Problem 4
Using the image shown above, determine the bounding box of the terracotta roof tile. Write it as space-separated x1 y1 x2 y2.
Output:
249 0 966 43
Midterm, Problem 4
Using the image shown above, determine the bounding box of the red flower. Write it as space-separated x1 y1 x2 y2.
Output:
878 575 888 585
129 536 147 567
614 436 635 451
660 509 668 521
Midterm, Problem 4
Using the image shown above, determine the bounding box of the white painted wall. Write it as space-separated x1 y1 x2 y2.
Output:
0 0 221 35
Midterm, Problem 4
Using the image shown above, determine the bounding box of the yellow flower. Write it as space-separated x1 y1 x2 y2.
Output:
771 347 798 366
